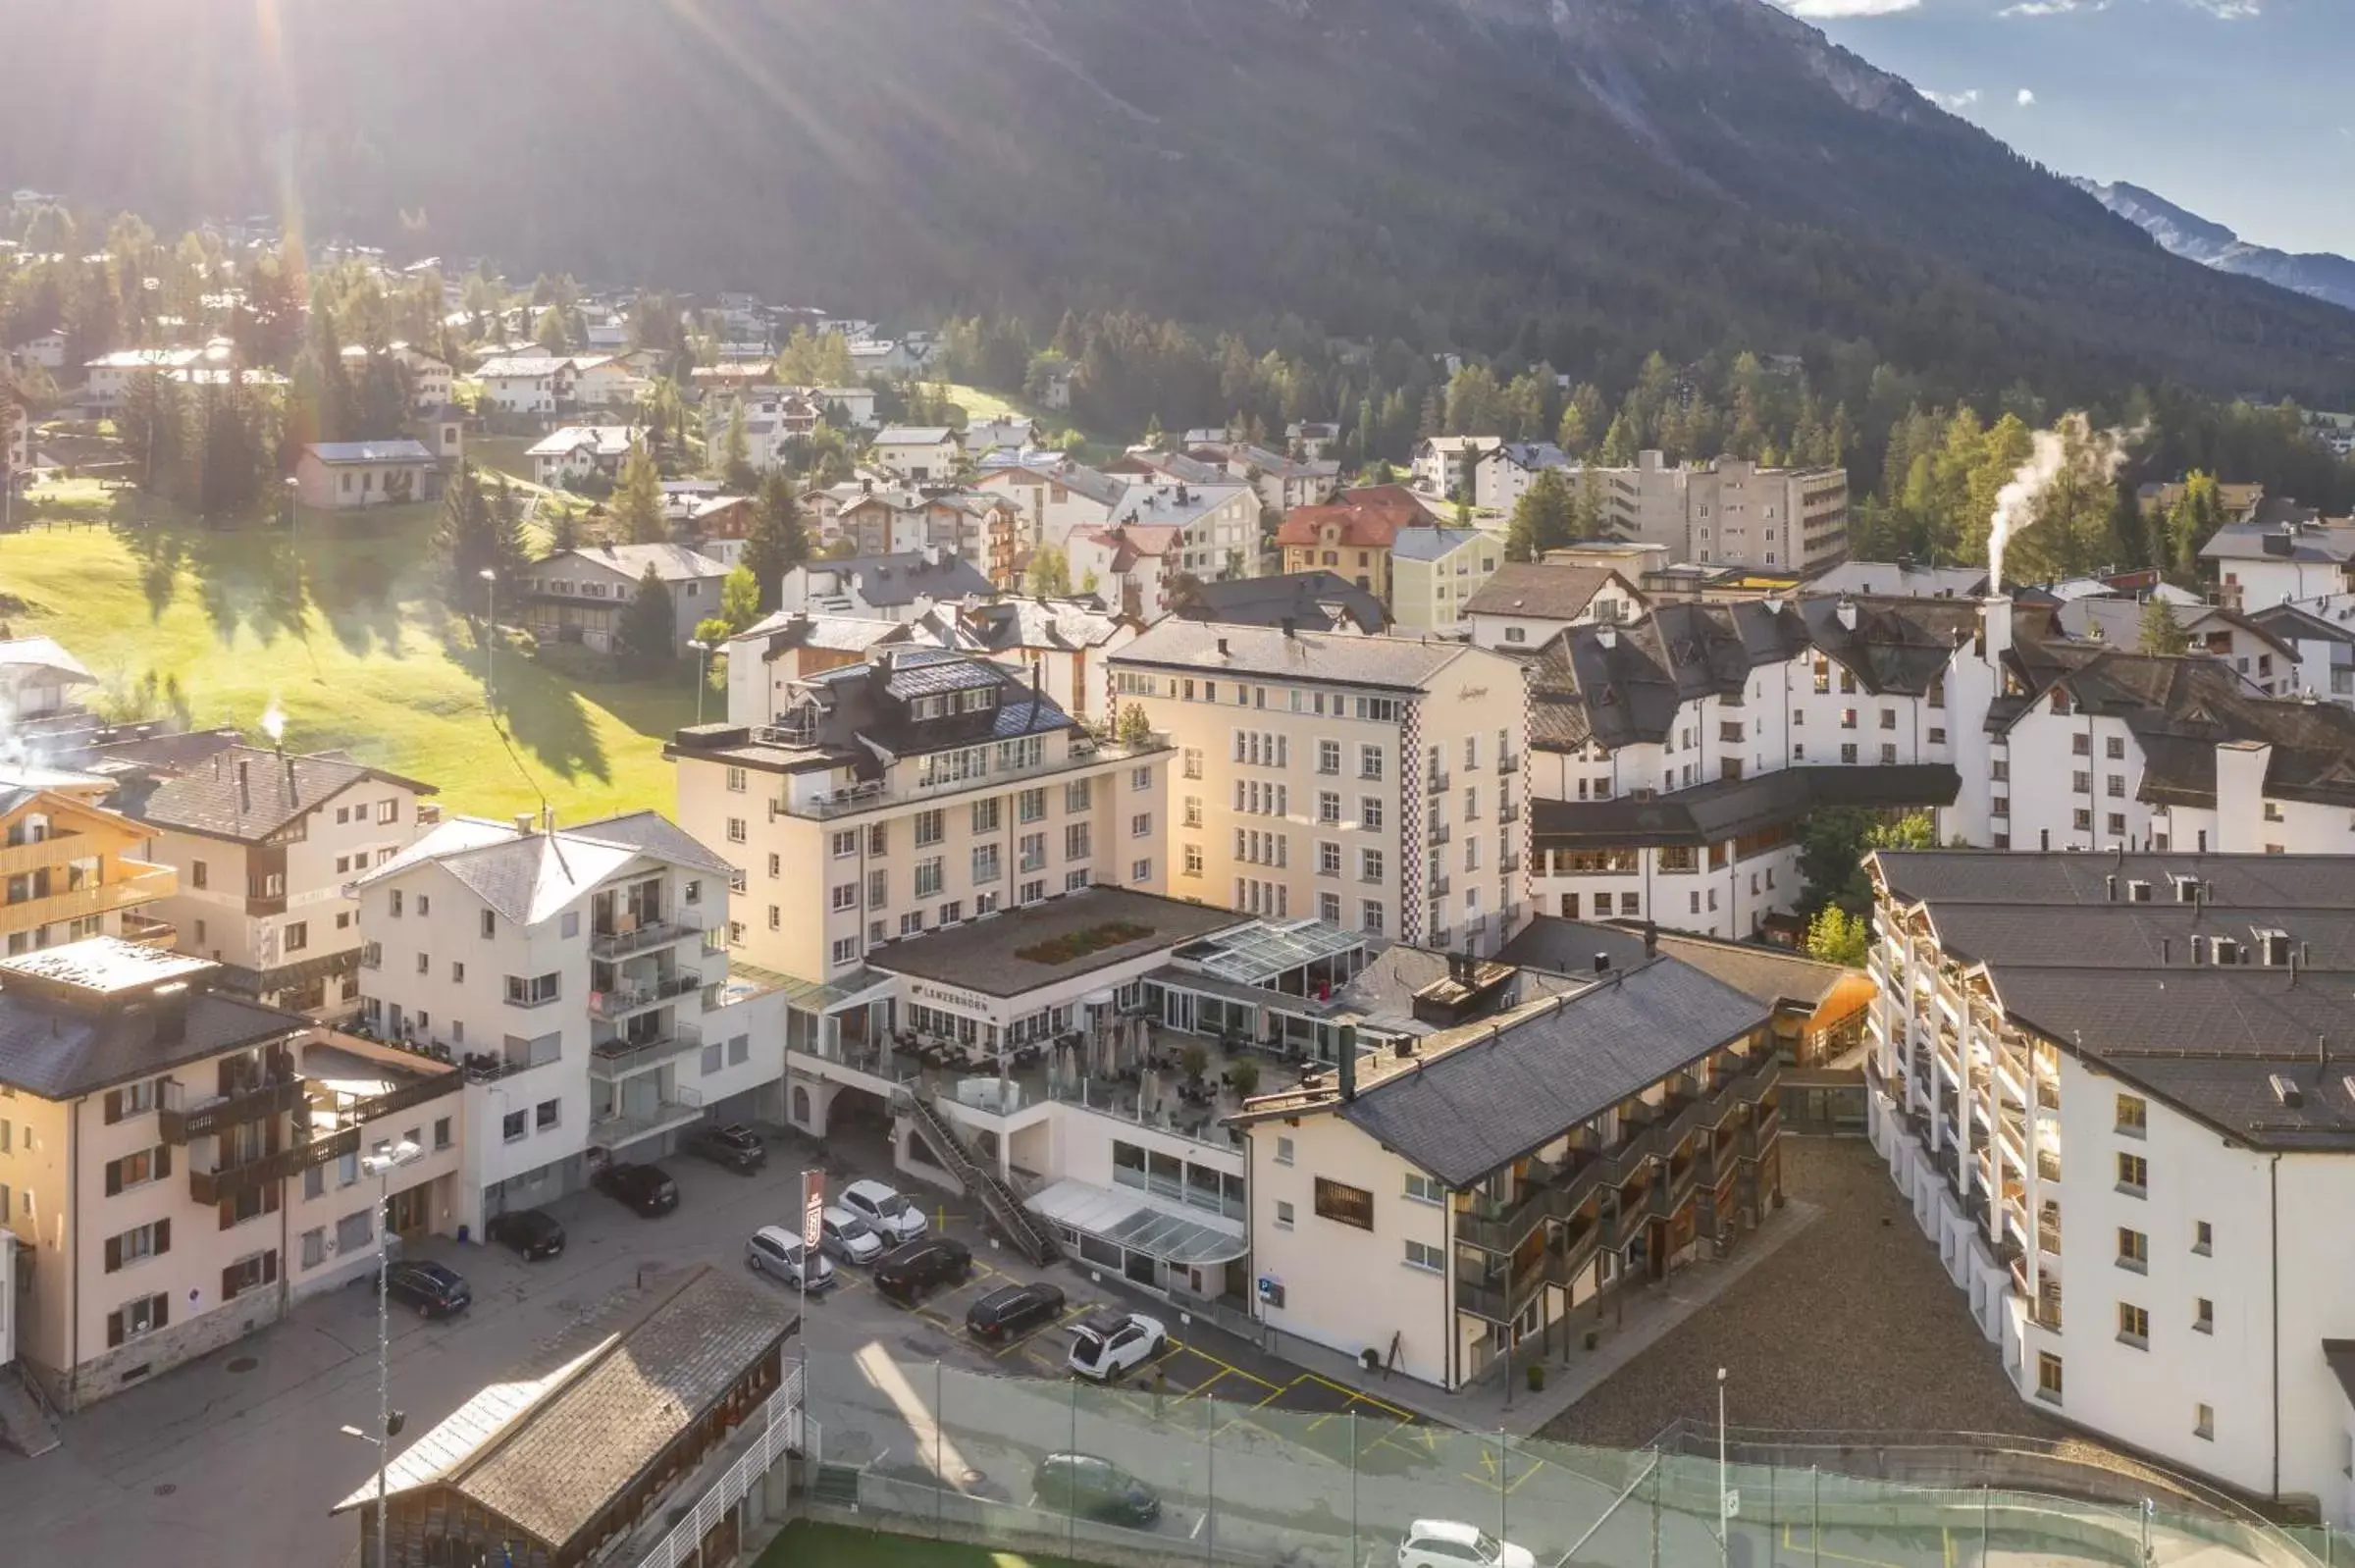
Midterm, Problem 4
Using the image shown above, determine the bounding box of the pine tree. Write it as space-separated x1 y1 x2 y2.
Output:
1028 545 1073 597
490 477 532 581
1503 468 1576 562
534 305 573 355
719 565 762 634
743 469 808 612
549 508 580 555
2139 594 2192 656
1598 410 1641 466
720 400 756 493
615 564 678 677
613 443 666 544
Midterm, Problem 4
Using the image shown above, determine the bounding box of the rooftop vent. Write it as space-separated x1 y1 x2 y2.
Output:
2173 874 2203 904
2271 1073 2304 1108
2127 879 2152 903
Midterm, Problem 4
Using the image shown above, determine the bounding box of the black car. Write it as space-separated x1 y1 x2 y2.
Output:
383 1260 471 1320
1034 1452 1161 1526
682 1123 767 1174
873 1236 972 1303
595 1161 680 1217
484 1208 566 1261
966 1281 1067 1342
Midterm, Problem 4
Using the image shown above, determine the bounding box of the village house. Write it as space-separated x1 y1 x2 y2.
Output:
1388 528 1498 637
473 354 577 418
773 550 996 625
522 544 729 656
1274 487 1425 600
870 425 963 484
292 442 441 511
526 425 641 487
1460 562 1648 652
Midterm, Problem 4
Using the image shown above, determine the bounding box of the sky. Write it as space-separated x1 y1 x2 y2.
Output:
1770 0 2355 257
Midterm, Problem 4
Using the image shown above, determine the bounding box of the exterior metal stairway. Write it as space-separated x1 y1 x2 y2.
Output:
896 1085 1060 1267
0 1365 62 1457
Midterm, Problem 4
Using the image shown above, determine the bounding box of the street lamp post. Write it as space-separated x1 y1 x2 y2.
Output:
688 639 713 725
479 569 498 711
1717 1366 1730 1568
346 1137 425 1568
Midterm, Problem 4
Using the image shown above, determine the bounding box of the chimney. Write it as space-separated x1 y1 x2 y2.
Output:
1597 624 1618 650
1982 595 2014 663
542 804 555 836
236 759 250 811
1337 1035 1356 1102
1834 596 1858 632
515 811 535 835
2104 874 2118 902
1216 637 1230 658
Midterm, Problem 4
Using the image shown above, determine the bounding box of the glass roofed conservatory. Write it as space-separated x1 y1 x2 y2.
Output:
1147 918 1370 1064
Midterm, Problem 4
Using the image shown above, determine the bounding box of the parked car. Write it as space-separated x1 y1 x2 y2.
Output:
1034 1451 1161 1526
1067 1309 1167 1382
683 1123 767 1174
746 1226 834 1291
382 1260 472 1320
594 1161 679 1217
966 1281 1067 1342
818 1206 885 1266
839 1178 927 1243
872 1236 972 1303
1397 1521 1535 1568
484 1208 565 1261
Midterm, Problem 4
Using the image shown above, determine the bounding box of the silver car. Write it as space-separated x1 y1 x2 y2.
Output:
746 1226 834 1291
817 1205 885 1266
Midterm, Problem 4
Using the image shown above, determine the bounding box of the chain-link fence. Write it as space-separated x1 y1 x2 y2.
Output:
804 1353 2323 1568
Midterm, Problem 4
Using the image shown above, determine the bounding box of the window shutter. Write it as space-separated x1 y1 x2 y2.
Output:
155 1294 168 1329
155 1144 171 1178
263 1183 281 1216
222 1265 237 1302
104 1159 122 1197
104 1235 122 1273
155 1218 171 1255
218 1199 234 1231
103 1090 122 1124
106 1311 124 1349
263 1250 279 1284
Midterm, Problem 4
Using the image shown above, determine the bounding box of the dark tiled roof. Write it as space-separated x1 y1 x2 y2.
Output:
1874 851 2355 1147
2249 601 2355 648
1177 572 1388 633
1531 600 1811 750
865 887 1244 999
0 948 305 1100
1115 620 1473 692
1501 918 1857 1012
1529 764 1960 849
798 552 993 608
135 747 434 843
1335 957 1770 1187
1461 564 1626 623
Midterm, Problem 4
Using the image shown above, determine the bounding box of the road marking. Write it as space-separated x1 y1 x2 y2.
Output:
1783 1524 1912 1568
1190 1513 1208 1541
1171 1366 1231 1404
1944 1527 1956 1568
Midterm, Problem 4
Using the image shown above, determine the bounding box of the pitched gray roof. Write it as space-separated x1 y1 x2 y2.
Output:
1337 957 1768 1186
0 944 304 1100
305 440 434 465
539 543 728 583
1530 764 1961 850
136 747 434 843
1874 850 2355 1147
1178 572 1389 634
1462 563 1625 622
1389 528 1487 563
1114 620 1468 692
1500 917 1856 1011
1808 561 1989 600
797 552 993 607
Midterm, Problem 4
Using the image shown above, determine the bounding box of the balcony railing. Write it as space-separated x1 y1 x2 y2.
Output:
1427 771 1451 795
589 1023 705 1082
590 912 706 961
1428 822 1451 847
591 1087 705 1149
0 862 176 929
159 1072 304 1145
1428 875 1451 899
589 971 705 1021
118 912 177 948
1498 804 1521 825
1500 853 1522 874
777 734 1172 820
1497 753 1520 775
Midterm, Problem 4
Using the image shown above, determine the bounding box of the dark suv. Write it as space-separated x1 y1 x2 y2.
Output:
873 1236 972 1303
382 1260 472 1320
595 1161 680 1216
682 1123 766 1174
485 1208 565 1261
966 1281 1066 1342
1034 1452 1161 1526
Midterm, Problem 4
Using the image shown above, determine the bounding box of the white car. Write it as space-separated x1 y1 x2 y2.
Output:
1397 1521 1535 1568
840 1178 927 1244
817 1205 885 1266
745 1226 834 1291
1066 1309 1168 1382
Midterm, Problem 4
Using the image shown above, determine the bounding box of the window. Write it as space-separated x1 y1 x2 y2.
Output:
1318 740 1341 775
2193 1219 2212 1255
2116 1093 2146 1135
1184 797 1203 828
377 799 399 825
1361 797 1384 831
1183 747 1205 780
1403 1239 1443 1274
2194 1403 2214 1441
2036 1352 2064 1404
1131 765 1153 791
1359 745 1384 780
223 1250 277 1301
1018 788 1047 824
832 882 859 912
1130 811 1153 839
1319 841 1341 876
2194 1296 2214 1333
1314 1177 1375 1229
2106 735 2125 759
1403 1173 1444 1205
105 1220 170 1273
1182 844 1203 877
1275 1200 1295 1229
915 810 945 847
768 905 781 930
868 822 889 856
702 1040 725 1074
104 1146 169 1195
1879 707 1897 730
1065 778 1092 813
915 858 945 898
2118 1302 2150 1348
2117 1227 2148 1272
971 798 1001 835
1065 870 1089 891
1840 744 1858 764
502 1110 527 1143
2118 1151 2148 1195
192 860 208 890
1359 900 1385 936
337 1210 373 1254
1319 891 1341 922
450 961 465 984
730 1034 750 1066
300 1228 325 1270
831 935 859 965
725 766 747 793
1065 823 1091 861
726 817 746 844
109 1292 170 1348
1360 848 1385 884
1839 708 1858 729
504 972 559 1007
434 1117 451 1150
1275 1135 1295 1165
832 829 859 858
1130 859 1152 882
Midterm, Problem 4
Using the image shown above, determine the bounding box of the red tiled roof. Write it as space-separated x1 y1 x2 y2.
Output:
1274 487 1423 549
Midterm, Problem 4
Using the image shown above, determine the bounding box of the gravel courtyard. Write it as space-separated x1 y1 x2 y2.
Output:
1537 1136 2067 1447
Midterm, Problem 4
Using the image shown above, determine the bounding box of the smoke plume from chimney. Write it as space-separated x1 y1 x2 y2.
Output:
1986 416 2142 590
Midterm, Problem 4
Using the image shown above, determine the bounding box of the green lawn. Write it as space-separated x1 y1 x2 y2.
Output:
930 383 1121 463
755 1521 1105 1568
0 497 701 822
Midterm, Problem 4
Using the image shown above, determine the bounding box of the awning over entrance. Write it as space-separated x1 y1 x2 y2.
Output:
1027 1176 1247 1266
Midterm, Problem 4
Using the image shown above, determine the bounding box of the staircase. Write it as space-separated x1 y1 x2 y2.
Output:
810 1464 864 1510
0 1365 62 1457
896 1086 1060 1267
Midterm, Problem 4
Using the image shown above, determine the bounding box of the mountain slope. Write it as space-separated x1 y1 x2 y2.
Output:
2073 179 2355 315
6 0 2355 404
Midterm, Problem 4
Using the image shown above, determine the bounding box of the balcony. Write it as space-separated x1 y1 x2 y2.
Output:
158 1070 304 1145
591 1087 705 1149
589 1022 705 1082
190 1123 362 1205
590 970 706 1020
1428 875 1451 899
1427 771 1451 795
1498 804 1521 825
118 912 177 948
590 912 706 961
1 862 176 929
1500 853 1521 874
1431 926 1455 949
1428 822 1451 847
1497 753 1521 775
775 732 1172 820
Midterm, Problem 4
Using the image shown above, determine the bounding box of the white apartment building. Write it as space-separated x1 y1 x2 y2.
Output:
349 810 782 1235
473 355 576 418
1864 851 2355 1524
869 426 962 483
131 747 438 1018
339 343 452 412
667 645 1172 996
1110 623 1527 953
2202 514 2355 612
1461 562 1647 653
1586 450 1849 572
2249 601 2355 706
974 462 1260 571
1470 442 1573 514
1523 593 2355 939
1409 437 1501 502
